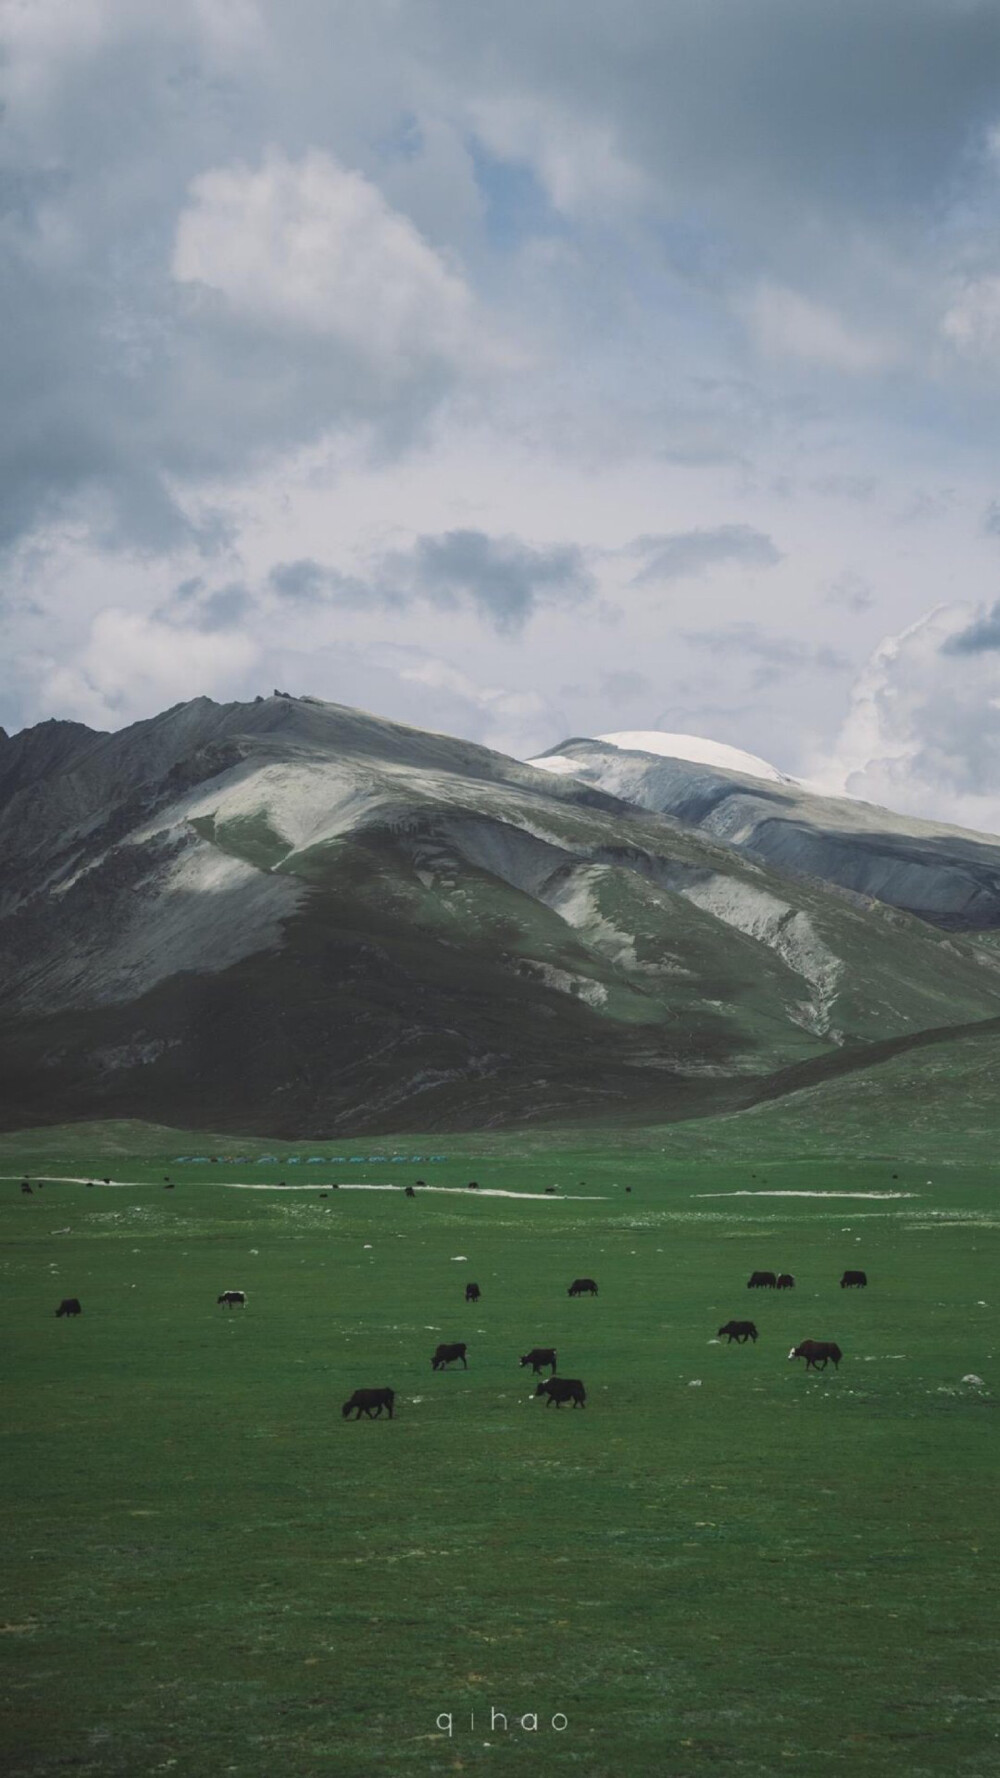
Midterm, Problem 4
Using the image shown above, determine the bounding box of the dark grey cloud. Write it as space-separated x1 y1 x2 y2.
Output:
631 525 782 585
155 579 256 633
267 560 375 606
396 529 592 631
268 561 329 604
941 601 1000 654
266 531 593 633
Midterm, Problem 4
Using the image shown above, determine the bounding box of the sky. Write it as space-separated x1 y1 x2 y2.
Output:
5 0 1000 830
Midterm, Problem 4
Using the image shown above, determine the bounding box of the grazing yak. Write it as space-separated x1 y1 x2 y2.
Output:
718 1320 757 1344
20 1181 32 1194
568 1278 598 1297
342 1387 395 1420
404 1185 416 1198
465 1283 481 1303
217 1290 246 1308
535 1377 586 1409
840 1270 868 1288
747 1270 777 1289
520 1347 558 1375
55 1298 82 1317
789 1340 843 1371
776 1273 795 1290
432 1342 468 1370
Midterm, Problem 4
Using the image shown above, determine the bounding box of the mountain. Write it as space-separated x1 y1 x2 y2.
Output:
2 695 1000 1136
529 734 1000 931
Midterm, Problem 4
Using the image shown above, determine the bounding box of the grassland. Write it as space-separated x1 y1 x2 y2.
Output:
2 1132 998 1778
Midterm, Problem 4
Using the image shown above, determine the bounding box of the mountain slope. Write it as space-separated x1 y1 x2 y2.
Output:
2 695 1000 1135
530 735 1000 931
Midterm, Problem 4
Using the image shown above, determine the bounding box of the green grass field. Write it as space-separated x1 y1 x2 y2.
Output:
2 1135 998 1777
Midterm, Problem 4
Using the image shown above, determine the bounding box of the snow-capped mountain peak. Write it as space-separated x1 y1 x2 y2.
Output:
530 730 791 785
596 732 790 783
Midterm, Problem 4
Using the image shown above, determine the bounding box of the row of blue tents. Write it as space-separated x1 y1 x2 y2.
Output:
172 1154 450 1165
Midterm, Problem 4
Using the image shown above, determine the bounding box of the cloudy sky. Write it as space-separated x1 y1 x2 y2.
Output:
5 0 1000 828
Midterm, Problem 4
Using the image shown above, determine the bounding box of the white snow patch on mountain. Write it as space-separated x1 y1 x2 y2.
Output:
529 754 582 778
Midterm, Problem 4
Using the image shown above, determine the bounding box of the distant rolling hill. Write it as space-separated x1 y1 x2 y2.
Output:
530 734 1000 930
2 695 1000 1135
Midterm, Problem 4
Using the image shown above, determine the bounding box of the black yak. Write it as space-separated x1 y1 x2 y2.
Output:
718 1320 757 1344
747 1271 777 1289
217 1290 246 1308
342 1388 395 1420
789 1340 843 1371
840 1270 867 1288
776 1274 795 1290
432 1342 468 1370
465 1283 481 1302
520 1347 557 1375
568 1278 598 1297
55 1298 82 1317
535 1377 586 1408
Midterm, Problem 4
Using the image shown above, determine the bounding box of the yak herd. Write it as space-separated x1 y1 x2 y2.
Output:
343 1285 596 1417
51 1263 868 1410
42 1181 870 1414
336 1264 865 1422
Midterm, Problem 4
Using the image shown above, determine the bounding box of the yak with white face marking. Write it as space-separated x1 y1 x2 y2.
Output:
789 1340 842 1371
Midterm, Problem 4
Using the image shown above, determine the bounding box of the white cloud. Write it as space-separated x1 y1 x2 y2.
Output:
740 282 893 373
370 644 553 758
172 148 475 371
469 93 651 218
941 274 1000 358
816 604 1000 835
37 607 259 728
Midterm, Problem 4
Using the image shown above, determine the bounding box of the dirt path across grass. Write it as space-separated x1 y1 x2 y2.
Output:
3 1175 606 1201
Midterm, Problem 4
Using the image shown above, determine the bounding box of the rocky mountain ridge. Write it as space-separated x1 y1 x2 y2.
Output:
2 696 999 1134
